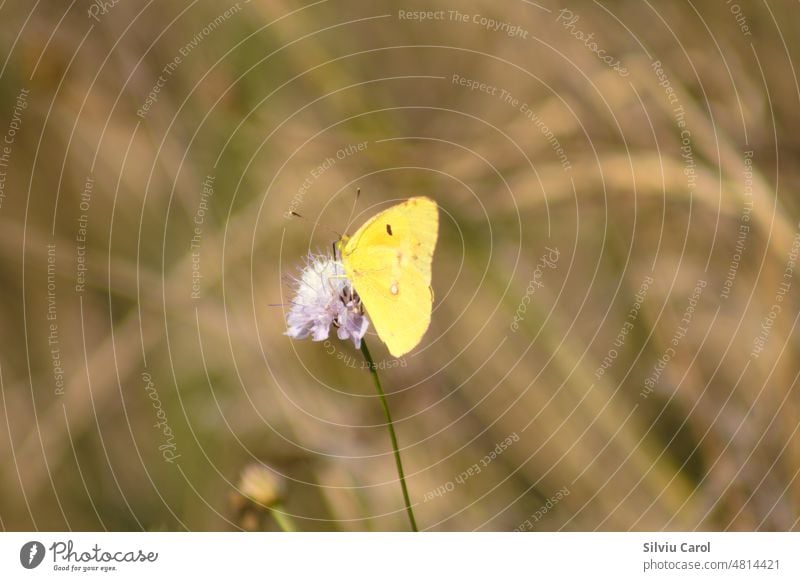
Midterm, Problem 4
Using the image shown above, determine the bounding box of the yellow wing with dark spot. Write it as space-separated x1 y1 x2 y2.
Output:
340 197 438 357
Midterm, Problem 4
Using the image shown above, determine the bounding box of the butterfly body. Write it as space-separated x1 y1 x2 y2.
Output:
338 197 439 357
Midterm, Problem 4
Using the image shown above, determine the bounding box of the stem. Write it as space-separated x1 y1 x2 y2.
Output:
270 505 296 532
360 339 418 532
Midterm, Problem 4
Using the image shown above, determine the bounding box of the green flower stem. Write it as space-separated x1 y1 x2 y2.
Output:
360 339 418 532
270 505 297 532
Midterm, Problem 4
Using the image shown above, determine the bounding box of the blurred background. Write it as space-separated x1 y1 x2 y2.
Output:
1 0 799 531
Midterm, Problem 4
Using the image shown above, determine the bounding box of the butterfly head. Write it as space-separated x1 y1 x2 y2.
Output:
334 235 351 260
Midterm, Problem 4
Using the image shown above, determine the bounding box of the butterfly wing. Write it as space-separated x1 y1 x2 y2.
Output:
342 197 439 357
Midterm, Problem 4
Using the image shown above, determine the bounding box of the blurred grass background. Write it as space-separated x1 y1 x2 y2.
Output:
1 0 799 531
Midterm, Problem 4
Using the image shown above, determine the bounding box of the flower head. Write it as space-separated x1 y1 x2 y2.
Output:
285 253 369 348
238 463 284 507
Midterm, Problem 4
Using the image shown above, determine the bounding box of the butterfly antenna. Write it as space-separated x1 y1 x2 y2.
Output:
289 211 341 239
344 187 360 231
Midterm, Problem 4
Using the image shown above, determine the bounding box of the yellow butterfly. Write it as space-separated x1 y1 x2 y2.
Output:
338 197 439 357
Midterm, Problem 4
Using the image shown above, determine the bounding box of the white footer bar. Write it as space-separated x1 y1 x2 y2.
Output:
1 532 797 580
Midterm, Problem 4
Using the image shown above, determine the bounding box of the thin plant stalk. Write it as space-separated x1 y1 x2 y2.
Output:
270 505 297 532
360 339 418 532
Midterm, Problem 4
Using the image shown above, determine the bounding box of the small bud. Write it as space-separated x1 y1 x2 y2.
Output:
238 464 284 507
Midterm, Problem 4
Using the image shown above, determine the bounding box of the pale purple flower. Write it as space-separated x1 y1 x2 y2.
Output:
285 253 369 349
